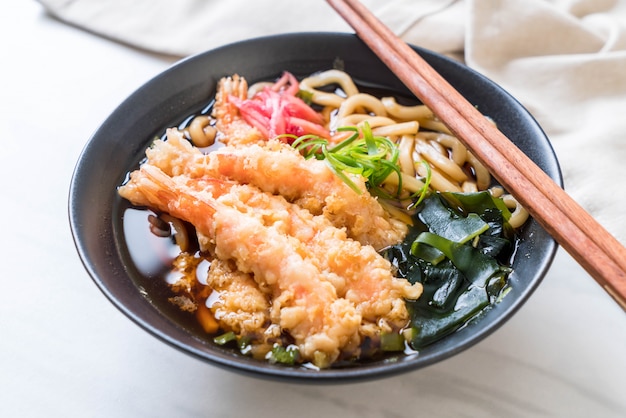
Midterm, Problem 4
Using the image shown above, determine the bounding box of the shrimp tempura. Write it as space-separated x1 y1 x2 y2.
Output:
140 130 407 250
120 165 362 366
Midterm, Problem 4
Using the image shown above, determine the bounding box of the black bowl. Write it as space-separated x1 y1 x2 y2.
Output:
69 32 561 382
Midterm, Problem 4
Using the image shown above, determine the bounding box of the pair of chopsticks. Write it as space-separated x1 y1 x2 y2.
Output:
326 0 626 311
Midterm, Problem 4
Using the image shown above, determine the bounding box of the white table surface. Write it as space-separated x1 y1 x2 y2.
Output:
2 2 625 417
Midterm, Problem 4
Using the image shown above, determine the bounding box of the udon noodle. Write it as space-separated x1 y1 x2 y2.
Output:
289 69 528 229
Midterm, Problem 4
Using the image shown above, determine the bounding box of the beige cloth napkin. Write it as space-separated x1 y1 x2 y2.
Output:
36 0 465 58
38 0 626 245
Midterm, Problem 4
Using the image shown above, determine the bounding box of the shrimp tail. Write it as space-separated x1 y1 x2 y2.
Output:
140 165 218 219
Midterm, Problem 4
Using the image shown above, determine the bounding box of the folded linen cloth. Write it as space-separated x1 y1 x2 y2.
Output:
38 0 626 245
35 0 465 58
466 0 626 246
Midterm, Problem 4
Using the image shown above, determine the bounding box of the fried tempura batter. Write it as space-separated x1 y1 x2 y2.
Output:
120 165 364 365
118 73 424 367
141 129 407 250
119 153 421 365
206 259 270 337
213 74 265 146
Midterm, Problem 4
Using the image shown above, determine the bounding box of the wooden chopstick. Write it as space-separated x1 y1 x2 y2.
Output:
326 0 626 311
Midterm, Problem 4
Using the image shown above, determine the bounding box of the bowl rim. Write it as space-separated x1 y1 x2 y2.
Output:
68 31 561 382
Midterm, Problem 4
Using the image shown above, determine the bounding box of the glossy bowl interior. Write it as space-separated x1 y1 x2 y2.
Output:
69 32 561 382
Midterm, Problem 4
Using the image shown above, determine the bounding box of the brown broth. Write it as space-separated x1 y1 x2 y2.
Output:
118 202 221 346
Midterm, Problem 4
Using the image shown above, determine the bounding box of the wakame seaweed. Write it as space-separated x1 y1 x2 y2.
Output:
382 191 515 349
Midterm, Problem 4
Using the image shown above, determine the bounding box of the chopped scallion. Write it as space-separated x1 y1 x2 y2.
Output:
213 331 237 345
290 122 430 205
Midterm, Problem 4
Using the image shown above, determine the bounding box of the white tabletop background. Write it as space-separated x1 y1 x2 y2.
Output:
2 2 625 417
